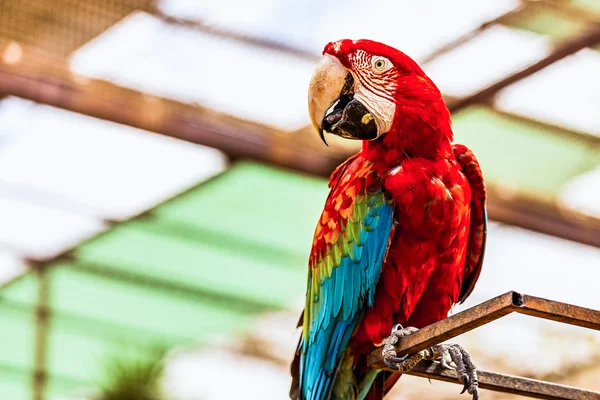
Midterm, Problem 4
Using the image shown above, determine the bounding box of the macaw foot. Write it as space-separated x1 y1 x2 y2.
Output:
428 342 479 400
381 324 424 372
381 325 479 400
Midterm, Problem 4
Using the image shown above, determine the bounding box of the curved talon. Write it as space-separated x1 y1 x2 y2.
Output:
426 343 479 399
440 357 454 370
381 328 478 399
386 354 409 364
380 325 423 373
384 358 400 370
392 323 404 332
460 374 469 394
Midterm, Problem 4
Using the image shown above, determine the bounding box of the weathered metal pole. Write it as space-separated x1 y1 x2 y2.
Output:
32 266 50 400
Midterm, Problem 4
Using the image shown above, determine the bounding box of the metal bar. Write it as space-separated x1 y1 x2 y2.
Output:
486 185 600 249
488 107 600 148
152 10 320 62
516 294 600 331
154 4 525 66
368 293 600 399
1 45 600 249
32 268 50 400
0 58 341 178
448 22 600 113
0 296 189 348
0 361 89 390
12 165 230 269
367 292 517 368
65 259 279 314
367 292 600 368
154 3 524 66
420 4 526 65
404 361 600 400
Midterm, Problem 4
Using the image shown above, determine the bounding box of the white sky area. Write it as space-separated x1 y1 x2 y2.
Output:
70 0 523 131
0 249 25 285
0 196 106 261
0 97 226 269
496 48 600 138
158 0 519 60
163 349 291 400
424 25 551 97
558 165 600 218
70 12 317 131
457 223 600 311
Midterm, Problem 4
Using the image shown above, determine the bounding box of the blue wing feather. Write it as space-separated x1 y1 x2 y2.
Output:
299 188 394 400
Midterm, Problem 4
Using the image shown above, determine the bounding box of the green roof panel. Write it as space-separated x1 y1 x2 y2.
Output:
506 7 586 42
47 265 253 344
0 162 331 397
572 0 600 14
0 301 35 373
154 162 327 255
453 106 600 198
0 369 33 400
73 220 306 310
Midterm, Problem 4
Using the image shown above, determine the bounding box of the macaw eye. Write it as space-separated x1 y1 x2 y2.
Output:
372 57 390 73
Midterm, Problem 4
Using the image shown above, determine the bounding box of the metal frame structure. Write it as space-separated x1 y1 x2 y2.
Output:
1 1 600 399
1 44 600 248
367 292 600 400
32 268 50 400
2 4 600 247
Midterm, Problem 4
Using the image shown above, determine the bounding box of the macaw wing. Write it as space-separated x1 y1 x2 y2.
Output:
296 156 395 400
453 144 487 304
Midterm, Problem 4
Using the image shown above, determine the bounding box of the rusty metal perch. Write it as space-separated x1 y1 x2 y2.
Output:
367 291 600 400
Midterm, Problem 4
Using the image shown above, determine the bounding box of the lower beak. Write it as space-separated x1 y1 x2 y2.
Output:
308 55 378 145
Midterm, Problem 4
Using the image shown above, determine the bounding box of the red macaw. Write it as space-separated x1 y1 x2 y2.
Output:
290 39 487 400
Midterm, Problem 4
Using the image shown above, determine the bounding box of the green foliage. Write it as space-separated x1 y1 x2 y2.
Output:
97 348 167 400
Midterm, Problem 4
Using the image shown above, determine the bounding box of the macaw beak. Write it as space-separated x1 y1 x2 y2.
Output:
308 55 378 145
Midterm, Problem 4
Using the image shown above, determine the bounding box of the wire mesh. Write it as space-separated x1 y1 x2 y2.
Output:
0 0 154 58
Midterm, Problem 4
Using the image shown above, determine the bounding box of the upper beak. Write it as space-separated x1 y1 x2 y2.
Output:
308 55 378 145
308 55 348 145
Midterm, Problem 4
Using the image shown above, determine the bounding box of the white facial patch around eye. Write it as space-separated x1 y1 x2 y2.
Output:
372 56 392 73
353 82 396 135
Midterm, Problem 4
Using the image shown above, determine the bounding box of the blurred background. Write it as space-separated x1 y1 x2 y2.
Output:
0 0 599 399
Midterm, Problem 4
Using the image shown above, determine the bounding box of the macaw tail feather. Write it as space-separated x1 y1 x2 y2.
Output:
363 372 384 400
359 371 402 400
357 369 381 400
290 339 301 400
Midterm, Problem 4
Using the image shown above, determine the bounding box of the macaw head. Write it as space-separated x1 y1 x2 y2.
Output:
308 39 448 146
